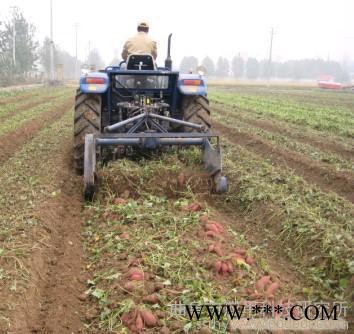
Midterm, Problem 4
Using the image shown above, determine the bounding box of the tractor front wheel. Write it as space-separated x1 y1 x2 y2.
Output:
73 91 101 175
182 95 211 131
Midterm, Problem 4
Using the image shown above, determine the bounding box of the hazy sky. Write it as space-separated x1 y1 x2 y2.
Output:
1 0 353 67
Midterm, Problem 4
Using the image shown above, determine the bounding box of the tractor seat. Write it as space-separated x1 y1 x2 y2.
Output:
127 54 155 70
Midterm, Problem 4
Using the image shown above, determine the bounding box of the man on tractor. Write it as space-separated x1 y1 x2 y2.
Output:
121 21 157 61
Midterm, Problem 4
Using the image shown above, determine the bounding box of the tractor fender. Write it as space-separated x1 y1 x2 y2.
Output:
177 73 207 96
79 72 109 94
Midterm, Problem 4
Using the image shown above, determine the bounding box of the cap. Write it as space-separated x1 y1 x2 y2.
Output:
137 21 149 29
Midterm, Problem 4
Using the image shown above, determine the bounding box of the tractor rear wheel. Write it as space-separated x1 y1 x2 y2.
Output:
182 95 211 131
73 90 101 175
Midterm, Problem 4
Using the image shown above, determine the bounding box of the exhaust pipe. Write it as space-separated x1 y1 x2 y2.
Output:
165 33 172 70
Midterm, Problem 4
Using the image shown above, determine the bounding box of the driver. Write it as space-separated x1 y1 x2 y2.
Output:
121 21 157 61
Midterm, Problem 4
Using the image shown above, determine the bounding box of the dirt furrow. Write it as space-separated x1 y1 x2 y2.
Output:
213 120 354 203
33 143 87 333
213 105 354 160
0 92 66 120
0 110 87 333
0 98 73 164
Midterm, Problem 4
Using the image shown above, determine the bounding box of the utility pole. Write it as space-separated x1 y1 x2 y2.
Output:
10 6 16 68
74 23 79 78
88 40 91 61
268 27 274 82
49 0 55 82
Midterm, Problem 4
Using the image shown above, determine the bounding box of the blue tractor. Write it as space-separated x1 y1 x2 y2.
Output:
74 34 228 200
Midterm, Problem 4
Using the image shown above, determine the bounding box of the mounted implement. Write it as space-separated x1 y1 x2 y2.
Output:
74 34 228 200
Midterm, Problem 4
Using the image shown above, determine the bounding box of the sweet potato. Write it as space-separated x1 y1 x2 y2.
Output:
128 268 144 280
113 197 127 205
215 260 222 273
207 220 224 232
123 282 136 292
120 232 129 239
130 273 143 281
155 310 166 319
221 262 229 273
213 245 223 256
177 173 186 188
160 326 170 334
206 230 218 238
245 255 254 265
206 223 220 233
182 202 202 212
232 253 244 259
135 313 144 330
121 312 132 326
140 309 157 327
143 294 160 304
255 275 271 291
128 267 142 276
234 248 247 255
265 282 279 298
231 253 246 265
226 262 233 273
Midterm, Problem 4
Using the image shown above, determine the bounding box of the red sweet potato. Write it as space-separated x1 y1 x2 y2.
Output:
206 230 218 238
226 262 233 273
207 220 224 232
113 197 127 205
213 245 223 256
221 262 229 273
123 282 136 292
120 232 129 239
265 282 279 298
135 313 144 330
182 202 202 212
206 223 220 233
177 173 186 188
234 248 247 255
130 273 143 281
215 260 222 273
255 275 271 291
143 294 160 304
245 255 254 265
140 309 157 327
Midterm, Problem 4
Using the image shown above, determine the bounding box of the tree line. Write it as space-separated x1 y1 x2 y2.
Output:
0 8 105 86
0 7 352 86
180 56 351 82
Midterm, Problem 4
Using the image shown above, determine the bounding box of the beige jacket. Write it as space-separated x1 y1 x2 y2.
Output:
121 32 157 61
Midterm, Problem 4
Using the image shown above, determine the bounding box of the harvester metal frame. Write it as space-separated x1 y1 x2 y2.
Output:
83 109 227 199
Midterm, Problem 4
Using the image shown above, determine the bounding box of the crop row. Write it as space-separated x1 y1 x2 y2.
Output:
212 107 354 173
209 91 354 138
0 109 73 293
220 141 353 298
0 87 72 120
0 93 73 137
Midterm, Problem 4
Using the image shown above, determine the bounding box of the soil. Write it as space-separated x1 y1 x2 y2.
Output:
213 120 354 203
9 132 87 334
0 98 73 164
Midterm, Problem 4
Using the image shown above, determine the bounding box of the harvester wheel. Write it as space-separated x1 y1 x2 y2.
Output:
73 90 101 174
182 95 211 131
